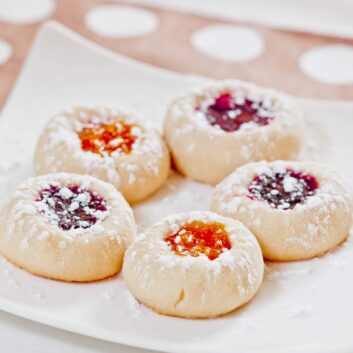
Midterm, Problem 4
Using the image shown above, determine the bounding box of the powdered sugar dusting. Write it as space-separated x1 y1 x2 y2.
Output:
123 290 145 318
197 91 276 133
36 183 109 231
128 211 261 286
168 80 300 137
213 160 353 253
248 166 318 210
35 106 167 195
1 173 133 245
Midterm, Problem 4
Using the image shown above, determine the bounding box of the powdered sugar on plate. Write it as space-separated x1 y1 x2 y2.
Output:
0 27 352 351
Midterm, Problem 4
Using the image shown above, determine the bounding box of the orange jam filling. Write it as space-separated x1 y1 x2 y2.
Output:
164 221 232 261
78 121 138 156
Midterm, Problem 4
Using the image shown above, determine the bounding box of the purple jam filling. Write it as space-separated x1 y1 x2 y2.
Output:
248 169 318 210
199 93 274 132
37 184 107 230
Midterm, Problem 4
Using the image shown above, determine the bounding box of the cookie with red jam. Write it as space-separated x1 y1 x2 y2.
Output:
212 161 352 261
123 211 263 318
164 80 304 184
0 173 136 282
34 106 170 203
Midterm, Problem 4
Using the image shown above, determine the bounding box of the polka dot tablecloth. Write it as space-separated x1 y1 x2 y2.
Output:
0 0 352 108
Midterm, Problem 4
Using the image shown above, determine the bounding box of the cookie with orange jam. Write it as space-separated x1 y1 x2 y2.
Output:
212 161 353 261
123 211 264 318
34 107 170 203
164 80 304 184
0 173 136 282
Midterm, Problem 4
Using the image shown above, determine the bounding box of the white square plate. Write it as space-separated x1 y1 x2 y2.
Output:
0 21 353 353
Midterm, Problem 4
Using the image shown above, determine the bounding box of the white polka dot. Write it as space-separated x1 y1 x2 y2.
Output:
85 5 158 38
191 25 264 62
0 0 55 24
300 44 353 85
0 39 12 65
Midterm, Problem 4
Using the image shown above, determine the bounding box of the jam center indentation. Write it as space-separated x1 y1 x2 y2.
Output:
36 184 108 230
198 93 275 132
78 120 140 156
164 221 231 260
248 168 318 210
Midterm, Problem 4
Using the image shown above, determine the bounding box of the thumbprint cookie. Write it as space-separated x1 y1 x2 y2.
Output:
0 173 136 282
123 211 264 318
212 161 352 261
164 80 304 184
34 107 170 203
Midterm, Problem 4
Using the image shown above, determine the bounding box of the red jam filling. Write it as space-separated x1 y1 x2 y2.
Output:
36 184 107 230
248 169 318 210
78 120 138 156
198 93 274 132
164 221 231 260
